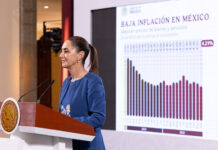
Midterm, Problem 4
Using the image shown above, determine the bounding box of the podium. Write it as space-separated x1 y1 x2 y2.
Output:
0 102 95 150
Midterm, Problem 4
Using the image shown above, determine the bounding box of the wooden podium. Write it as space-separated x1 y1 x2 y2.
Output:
0 102 95 150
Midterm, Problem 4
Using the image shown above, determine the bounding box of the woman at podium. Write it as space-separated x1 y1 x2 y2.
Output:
58 36 106 150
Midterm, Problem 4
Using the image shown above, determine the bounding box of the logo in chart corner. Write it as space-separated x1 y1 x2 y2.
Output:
121 7 128 17
0 98 20 134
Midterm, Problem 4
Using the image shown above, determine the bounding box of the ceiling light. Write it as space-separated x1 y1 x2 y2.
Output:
44 6 49 9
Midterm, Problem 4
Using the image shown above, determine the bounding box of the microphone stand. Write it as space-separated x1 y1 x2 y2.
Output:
37 80 55 104
18 79 49 102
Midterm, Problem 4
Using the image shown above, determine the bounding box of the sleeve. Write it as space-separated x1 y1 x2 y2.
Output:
74 78 106 128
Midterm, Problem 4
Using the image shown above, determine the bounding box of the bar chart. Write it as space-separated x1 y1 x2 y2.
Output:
118 40 203 137
116 0 218 139
127 58 203 120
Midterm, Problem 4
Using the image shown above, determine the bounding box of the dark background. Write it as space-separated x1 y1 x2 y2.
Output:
92 7 116 130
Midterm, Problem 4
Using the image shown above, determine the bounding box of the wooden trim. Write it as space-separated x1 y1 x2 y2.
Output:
1 102 94 139
18 102 95 137
19 102 36 126
35 103 95 136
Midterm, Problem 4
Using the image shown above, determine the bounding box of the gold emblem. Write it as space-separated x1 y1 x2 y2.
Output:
0 98 20 134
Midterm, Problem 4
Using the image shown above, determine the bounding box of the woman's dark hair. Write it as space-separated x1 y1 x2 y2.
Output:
68 36 99 74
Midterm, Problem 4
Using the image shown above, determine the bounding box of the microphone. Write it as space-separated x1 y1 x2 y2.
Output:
18 79 49 102
37 80 55 104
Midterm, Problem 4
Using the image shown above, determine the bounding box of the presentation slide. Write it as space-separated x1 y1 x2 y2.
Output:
116 0 218 139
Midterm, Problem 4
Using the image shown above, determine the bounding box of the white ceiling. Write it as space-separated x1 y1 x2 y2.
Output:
37 0 62 39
